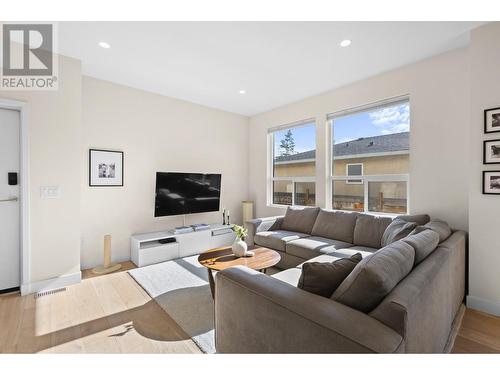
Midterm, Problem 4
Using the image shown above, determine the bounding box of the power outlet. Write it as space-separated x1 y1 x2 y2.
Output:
40 186 61 198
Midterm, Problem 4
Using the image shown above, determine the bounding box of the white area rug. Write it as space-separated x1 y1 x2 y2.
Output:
128 255 215 353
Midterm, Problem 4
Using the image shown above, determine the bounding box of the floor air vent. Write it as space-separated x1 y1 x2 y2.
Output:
35 287 67 298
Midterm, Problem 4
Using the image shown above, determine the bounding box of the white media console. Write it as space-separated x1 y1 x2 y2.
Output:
130 224 236 267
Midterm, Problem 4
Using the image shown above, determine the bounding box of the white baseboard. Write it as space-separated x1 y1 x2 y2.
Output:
20 271 82 295
466 295 500 317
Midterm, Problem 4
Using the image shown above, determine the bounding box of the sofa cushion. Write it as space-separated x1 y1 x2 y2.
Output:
381 219 418 247
402 229 440 265
297 253 363 298
395 214 430 226
330 246 377 259
297 246 376 268
353 214 392 249
271 268 302 286
422 220 452 243
281 206 320 234
332 241 415 313
254 230 309 252
311 210 358 243
286 236 353 260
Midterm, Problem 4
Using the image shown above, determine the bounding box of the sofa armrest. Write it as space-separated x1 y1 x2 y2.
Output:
369 230 466 352
245 216 284 246
215 266 404 353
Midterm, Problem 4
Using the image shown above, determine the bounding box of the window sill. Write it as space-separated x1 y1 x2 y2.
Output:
267 203 315 209
364 211 400 219
267 204 288 209
266 204 404 218
331 208 401 218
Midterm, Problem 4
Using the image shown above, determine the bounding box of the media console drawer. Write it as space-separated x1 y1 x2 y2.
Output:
177 231 211 258
131 224 235 267
137 241 179 267
131 233 180 267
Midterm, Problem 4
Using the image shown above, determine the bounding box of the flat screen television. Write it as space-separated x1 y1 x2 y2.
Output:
154 172 221 217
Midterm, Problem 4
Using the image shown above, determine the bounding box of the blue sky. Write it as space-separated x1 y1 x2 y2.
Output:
274 102 410 155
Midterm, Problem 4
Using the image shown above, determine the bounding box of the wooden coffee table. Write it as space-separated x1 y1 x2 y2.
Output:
198 246 281 298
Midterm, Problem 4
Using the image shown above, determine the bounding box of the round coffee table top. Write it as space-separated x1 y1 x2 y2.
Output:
198 246 280 272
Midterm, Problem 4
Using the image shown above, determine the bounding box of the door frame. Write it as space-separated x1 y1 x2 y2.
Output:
0 98 30 292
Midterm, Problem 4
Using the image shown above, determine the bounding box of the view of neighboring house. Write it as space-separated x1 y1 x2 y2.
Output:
274 132 409 213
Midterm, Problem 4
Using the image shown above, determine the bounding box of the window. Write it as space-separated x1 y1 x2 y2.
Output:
269 121 316 206
330 99 410 214
346 163 363 184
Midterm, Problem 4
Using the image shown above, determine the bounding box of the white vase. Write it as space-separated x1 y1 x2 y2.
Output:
232 238 248 257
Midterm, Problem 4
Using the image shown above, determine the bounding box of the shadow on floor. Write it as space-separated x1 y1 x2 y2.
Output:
1 296 193 353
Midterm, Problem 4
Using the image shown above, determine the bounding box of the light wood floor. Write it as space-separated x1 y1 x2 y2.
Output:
452 308 500 353
1 262 499 353
0 262 201 353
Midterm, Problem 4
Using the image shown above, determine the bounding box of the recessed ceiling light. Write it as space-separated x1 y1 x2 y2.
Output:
239 90 246 94
98 41 111 49
340 39 352 47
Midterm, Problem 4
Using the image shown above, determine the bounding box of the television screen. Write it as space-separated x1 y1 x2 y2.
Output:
154 172 221 217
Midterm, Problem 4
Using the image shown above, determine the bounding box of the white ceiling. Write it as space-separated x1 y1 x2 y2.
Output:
58 22 484 116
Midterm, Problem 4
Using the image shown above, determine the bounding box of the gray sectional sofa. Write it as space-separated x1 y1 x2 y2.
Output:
214 207 466 353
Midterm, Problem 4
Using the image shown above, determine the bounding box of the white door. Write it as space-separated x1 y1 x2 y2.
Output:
0 108 20 291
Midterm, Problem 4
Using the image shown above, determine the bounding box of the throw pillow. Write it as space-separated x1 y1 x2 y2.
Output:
297 253 362 297
422 219 452 243
381 219 418 247
395 214 430 226
402 228 440 265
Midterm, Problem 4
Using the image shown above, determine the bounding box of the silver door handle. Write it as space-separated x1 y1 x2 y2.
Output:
0 197 18 203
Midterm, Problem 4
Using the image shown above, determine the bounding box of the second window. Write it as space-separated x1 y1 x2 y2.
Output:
330 99 410 214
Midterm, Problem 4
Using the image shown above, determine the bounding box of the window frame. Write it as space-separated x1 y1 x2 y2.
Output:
329 97 410 215
267 119 317 208
331 174 410 215
346 162 364 185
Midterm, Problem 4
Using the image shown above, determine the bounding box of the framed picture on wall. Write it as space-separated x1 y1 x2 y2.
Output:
483 170 500 195
484 107 500 133
89 149 124 187
484 139 500 164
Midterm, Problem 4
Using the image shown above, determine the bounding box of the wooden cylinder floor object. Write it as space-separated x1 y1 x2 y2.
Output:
91 234 122 275
242 201 254 230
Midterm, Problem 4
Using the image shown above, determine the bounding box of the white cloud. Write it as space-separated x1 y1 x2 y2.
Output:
369 103 410 134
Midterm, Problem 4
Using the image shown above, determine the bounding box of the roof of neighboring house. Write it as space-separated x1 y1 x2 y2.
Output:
274 132 409 162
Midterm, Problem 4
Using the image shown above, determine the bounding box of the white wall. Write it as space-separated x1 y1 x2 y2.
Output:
0 55 82 283
467 23 500 316
248 47 470 231
81 77 249 268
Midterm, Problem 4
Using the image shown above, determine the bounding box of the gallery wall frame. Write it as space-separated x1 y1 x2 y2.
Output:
483 139 500 164
482 170 500 195
484 107 500 134
89 149 124 187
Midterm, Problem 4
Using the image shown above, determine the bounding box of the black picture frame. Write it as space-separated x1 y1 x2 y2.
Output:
483 139 500 164
482 170 500 195
89 149 124 187
484 107 500 134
